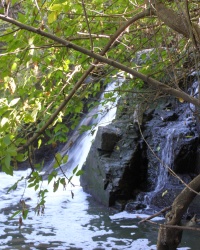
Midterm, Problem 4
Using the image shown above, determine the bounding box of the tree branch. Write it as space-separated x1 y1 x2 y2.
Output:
0 9 150 151
157 174 200 249
0 9 199 151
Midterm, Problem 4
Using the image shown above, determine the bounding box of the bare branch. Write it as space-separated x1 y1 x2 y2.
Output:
139 206 171 224
81 0 93 51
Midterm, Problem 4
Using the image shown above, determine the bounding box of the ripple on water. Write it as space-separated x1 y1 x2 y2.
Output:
0 171 195 250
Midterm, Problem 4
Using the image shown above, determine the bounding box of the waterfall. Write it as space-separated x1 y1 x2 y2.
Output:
143 128 175 206
155 129 175 192
44 78 124 184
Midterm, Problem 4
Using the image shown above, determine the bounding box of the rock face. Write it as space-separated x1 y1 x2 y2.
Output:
80 90 200 214
80 124 147 207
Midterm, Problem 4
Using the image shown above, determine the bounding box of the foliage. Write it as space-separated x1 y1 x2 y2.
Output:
0 0 200 222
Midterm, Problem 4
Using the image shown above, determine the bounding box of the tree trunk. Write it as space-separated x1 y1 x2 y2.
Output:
153 0 200 45
157 226 182 250
157 174 200 249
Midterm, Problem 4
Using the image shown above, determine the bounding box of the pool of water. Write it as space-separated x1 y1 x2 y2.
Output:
0 171 198 250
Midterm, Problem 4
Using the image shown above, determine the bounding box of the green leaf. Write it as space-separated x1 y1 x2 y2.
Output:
22 209 29 219
141 53 147 60
24 113 35 123
53 161 59 169
49 4 63 11
75 169 84 176
38 139 42 149
39 200 46 206
53 180 59 192
31 109 38 122
48 171 57 184
48 12 58 24
11 62 17 72
62 155 68 164
60 177 66 188
7 177 24 194
15 153 26 162
7 147 17 156
104 92 113 98
68 176 73 184
53 153 62 168
7 182 18 193
10 210 21 219
2 164 13 175
28 182 36 188
4 154 11 169
73 165 78 174
185 135 193 138
3 135 10 146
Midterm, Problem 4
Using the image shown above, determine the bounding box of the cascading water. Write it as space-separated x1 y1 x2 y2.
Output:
155 128 175 193
142 128 175 206
1 77 162 250
137 75 198 209
0 76 197 249
44 78 123 183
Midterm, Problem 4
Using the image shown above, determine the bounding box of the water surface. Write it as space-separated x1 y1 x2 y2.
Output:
0 171 196 250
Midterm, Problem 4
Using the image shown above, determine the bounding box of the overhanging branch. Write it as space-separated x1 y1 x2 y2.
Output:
7 9 152 151
0 11 199 151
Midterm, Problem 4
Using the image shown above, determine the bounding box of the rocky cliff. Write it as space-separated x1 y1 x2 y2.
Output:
80 80 200 216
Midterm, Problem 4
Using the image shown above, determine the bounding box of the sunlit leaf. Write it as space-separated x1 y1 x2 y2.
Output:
62 155 68 164
162 190 168 197
48 12 57 24
31 109 38 122
49 4 63 11
38 139 42 149
11 62 18 72
178 97 184 103
1 117 8 127
9 98 20 107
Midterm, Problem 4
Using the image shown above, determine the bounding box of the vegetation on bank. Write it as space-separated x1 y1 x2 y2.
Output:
0 1 200 248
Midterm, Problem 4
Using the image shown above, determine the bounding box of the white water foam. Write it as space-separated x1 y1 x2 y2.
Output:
0 78 193 250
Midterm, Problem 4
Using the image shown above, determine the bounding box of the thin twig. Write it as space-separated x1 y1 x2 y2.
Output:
33 0 51 32
139 206 171 224
141 218 200 232
81 0 93 52
53 152 75 187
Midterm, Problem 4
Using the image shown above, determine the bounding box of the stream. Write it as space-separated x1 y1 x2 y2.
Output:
0 80 198 249
0 170 195 250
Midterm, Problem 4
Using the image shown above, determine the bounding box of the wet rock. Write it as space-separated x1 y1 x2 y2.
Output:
80 86 200 214
94 125 122 152
125 201 146 212
80 122 148 207
158 110 178 122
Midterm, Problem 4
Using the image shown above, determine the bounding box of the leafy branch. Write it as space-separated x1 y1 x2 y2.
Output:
0 8 159 152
